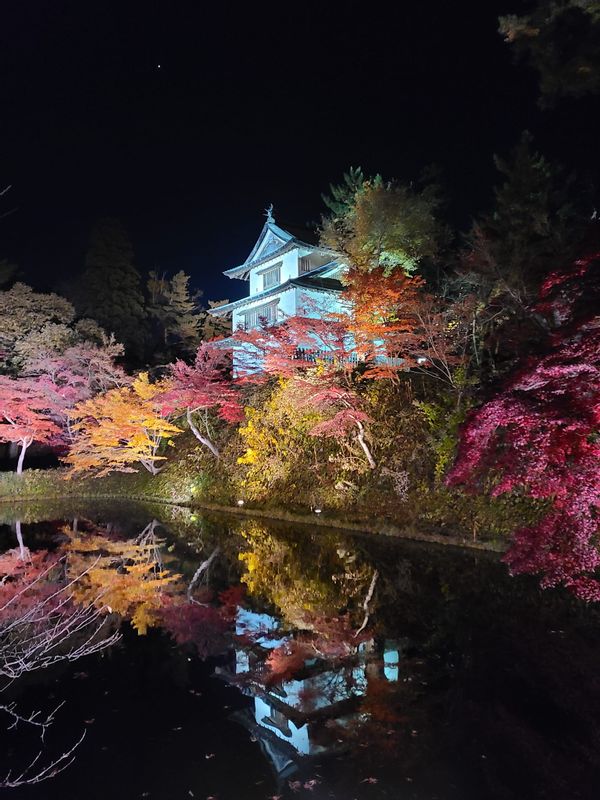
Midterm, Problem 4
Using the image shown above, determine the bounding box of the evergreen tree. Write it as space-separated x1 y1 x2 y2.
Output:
167 271 201 356
463 133 583 307
147 270 200 363
75 219 147 365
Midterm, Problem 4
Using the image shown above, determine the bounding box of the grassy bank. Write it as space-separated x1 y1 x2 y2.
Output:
0 429 531 552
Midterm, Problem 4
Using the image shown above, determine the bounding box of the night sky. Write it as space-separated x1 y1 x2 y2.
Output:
0 0 597 305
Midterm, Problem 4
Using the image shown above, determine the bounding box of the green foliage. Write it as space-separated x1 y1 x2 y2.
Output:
414 380 474 484
416 484 545 543
147 270 201 362
464 133 582 306
322 166 373 216
321 169 448 276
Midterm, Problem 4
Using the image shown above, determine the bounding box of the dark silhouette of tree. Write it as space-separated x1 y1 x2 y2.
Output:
74 219 147 365
499 1 600 105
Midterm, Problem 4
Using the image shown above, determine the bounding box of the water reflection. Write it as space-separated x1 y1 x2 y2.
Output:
1 502 600 799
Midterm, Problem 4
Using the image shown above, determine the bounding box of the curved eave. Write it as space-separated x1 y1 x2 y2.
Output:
207 281 297 316
223 239 337 280
208 272 343 317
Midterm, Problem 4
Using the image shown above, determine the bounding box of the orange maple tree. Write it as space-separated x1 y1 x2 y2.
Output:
65 372 181 477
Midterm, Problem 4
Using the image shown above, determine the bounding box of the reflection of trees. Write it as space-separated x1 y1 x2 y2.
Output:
64 523 181 635
237 521 378 630
0 530 120 788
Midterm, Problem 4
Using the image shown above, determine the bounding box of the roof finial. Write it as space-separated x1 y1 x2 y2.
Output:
264 203 275 223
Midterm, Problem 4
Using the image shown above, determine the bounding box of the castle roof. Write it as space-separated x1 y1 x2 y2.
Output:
223 217 332 281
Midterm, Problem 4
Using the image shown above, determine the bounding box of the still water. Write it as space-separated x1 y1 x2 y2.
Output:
1 499 599 800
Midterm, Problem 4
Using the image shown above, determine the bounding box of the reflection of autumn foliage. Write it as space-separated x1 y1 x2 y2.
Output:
65 533 181 634
218 584 246 621
158 598 229 659
448 255 600 600
299 612 370 659
265 640 311 685
238 524 356 627
363 676 406 727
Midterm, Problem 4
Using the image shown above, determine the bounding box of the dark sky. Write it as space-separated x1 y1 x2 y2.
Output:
0 0 596 305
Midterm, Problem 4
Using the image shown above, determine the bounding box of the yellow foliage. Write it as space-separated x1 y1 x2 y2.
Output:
65 372 181 478
236 379 326 501
66 533 181 635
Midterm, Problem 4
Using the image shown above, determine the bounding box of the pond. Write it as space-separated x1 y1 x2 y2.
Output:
1 499 599 800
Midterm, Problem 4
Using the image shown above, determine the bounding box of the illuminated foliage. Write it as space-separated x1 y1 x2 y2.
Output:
65 373 182 477
0 376 62 474
237 378 329 502
448 254 600 599
321 172 446 275
65 532 181 635
160 342 243 458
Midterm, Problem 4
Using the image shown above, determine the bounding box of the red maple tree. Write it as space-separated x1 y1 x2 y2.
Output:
160 343 243 457
448 254 600 600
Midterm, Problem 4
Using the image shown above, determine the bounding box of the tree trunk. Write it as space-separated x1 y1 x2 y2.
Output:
355 421 376 469
140 459 161 475
186 407 220 458
15 520 26 560
187 547 220 601
16 440 29 475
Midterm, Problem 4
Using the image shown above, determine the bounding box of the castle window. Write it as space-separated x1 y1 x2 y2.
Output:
242 301 278 330
262 263 281 290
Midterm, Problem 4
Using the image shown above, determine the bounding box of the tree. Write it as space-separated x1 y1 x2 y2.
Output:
447 253 600 601
23 338 128 400
0 376 62 474
159 343 242 458
65 530 180 635
321 169 447 275
147 270 201 362
234 317 377 471
65 373 181 477
461 133 582 309
73 219 147 364
0 541 119 788
197 299 232 342
0 283 76 374
499 1 600 105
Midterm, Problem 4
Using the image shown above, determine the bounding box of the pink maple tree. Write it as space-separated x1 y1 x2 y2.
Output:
0 376 63 474
447 254 600 601
160 343 243 458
